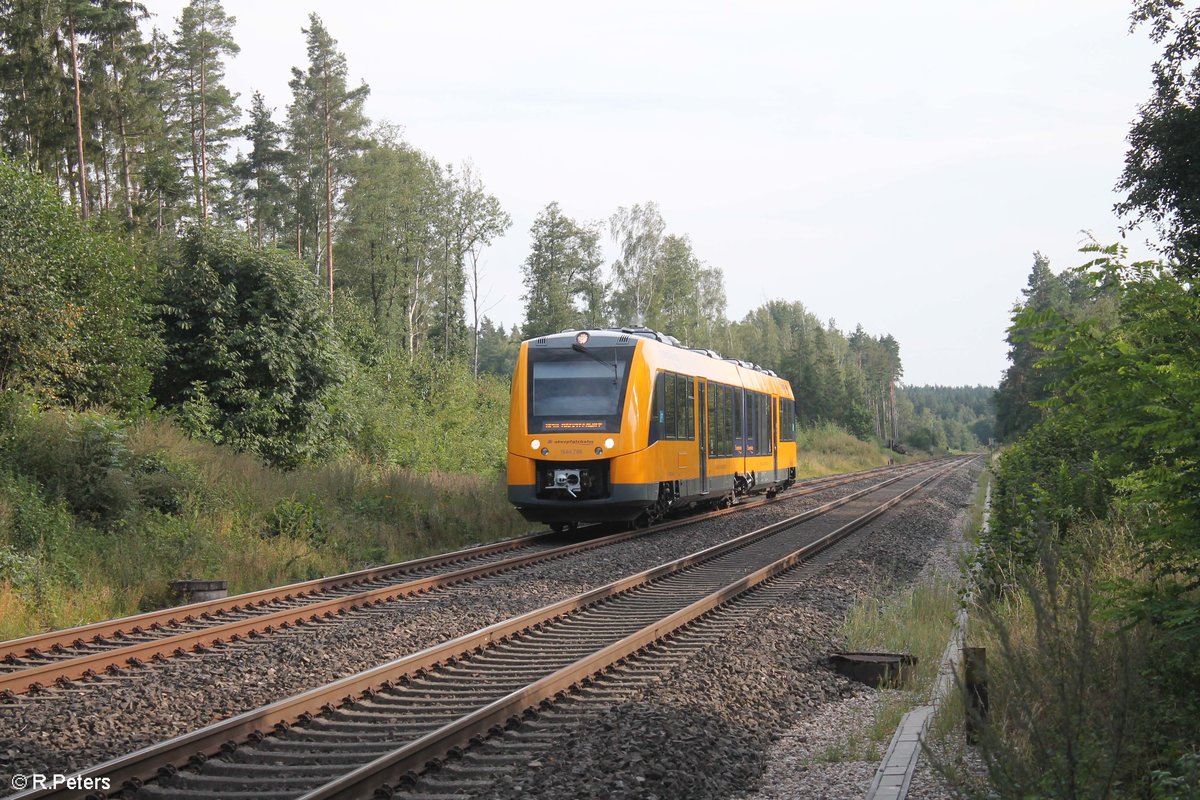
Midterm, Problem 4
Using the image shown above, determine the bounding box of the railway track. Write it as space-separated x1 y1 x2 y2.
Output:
7 455 973 800
0 462 930 698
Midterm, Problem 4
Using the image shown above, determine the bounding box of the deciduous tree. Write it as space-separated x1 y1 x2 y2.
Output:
154 227 343 466
521 202 604 338
0 157 154 407
337 134 441 358
609 201 664 325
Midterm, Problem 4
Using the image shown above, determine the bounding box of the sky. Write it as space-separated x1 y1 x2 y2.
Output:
144 0 1163 387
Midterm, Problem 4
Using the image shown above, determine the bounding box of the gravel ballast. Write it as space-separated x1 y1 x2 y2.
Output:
449 459 984 800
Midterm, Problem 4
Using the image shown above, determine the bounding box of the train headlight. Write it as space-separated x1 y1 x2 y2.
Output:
530 439 541 450
541 447 550 456
604 438 615 449
595 447 603 455
575 331 590 345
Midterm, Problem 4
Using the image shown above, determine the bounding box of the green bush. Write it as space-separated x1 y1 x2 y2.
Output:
981 415 1109 593
333 347 510 473
4 403 138 528
0 158 156 408
1152 752 1200 799
954 532 1186 800
0 544 42 589
153 228 344 467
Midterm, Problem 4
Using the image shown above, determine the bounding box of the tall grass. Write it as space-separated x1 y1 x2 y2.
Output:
932 523 1199 799
820 464 987 764
844 579 962 690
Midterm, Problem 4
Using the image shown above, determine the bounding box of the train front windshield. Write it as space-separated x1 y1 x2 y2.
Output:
528 346 635 433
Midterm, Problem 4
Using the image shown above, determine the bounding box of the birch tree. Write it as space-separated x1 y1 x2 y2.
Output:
454 162 511 375
609 201 664 325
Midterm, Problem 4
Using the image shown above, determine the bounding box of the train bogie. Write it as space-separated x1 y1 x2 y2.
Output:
507 327 798 525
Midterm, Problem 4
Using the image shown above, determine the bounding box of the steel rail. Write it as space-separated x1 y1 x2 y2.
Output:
305 456 975 800
0 461 933 697
5 456 969 800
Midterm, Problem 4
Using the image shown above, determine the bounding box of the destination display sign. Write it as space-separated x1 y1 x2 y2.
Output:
543 420 605 430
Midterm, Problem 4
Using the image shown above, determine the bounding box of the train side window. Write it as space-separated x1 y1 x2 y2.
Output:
745 391 757 455
672 375 680 437
706 382 753 457
663 373 677 438
677 374 686 438
729 388 737 455
707 383 718 456
650 372 664 444
731 388 742 454
760 392 769 454
725 388 735 456
652 372 699 442
760 393 773 455
710 381 720 455
711 383 725 456
779 398 796 442
746 391 757 456
768 394 776 454
684 378 695 439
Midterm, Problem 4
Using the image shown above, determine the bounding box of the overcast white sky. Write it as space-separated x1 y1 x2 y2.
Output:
145 1 1162 387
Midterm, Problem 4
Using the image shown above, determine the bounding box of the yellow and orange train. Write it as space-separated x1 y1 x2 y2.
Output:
507 327 798 529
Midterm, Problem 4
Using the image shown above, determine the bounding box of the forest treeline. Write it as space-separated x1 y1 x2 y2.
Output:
0 0 989 465
976 3 1200 794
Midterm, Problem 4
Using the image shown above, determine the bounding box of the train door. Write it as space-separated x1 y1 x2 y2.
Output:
697 381 709 494
772 396 779 481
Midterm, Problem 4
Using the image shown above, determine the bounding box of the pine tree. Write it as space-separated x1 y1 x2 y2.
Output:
0 0 160 224
142 28 186 232
287 13 369 309
63 0 96 217
233 91 288 245
88 0 151 226
0 0 72 177
0 0 107 216
169 0 239 223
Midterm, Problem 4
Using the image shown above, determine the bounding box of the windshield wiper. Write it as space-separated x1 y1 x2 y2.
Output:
572 343 618 384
